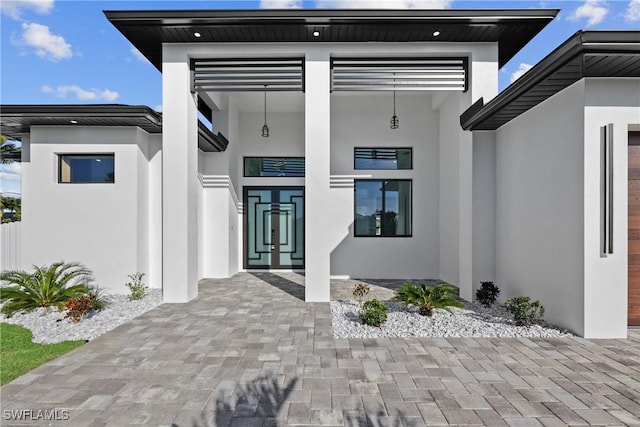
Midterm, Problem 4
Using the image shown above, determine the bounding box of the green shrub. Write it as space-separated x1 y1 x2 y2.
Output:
352 283 370 306
505 296 545 327
360 299 388 327
395 283 463 316
125 272 148 301
476 281 500 307
0 262 93 317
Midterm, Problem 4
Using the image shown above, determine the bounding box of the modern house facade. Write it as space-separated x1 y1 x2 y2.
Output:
1 9 638 338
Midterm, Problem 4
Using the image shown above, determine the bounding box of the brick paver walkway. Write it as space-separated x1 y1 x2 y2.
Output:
1 273 639 426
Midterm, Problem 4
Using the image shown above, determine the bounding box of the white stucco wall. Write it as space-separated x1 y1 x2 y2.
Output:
472 131 496 292
20 126 161 293
329 92 440 279
494 77 639 338
438 94 461 287
582 78 640 338
163 46 200 302
495 81 586 335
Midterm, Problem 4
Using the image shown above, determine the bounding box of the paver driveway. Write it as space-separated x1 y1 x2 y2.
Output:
1 273 640 426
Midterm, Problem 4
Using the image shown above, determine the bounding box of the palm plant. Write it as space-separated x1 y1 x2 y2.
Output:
395 283 463 316
0 262 93 316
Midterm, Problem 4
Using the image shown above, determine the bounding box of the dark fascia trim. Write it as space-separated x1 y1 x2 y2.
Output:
1 104 162 125
104 8 558 22
460 30 640 131
198 120 229 152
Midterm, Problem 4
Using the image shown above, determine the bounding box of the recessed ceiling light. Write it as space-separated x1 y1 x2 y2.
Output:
194 32 201 38
432 30 441 37
313 31 320 37
70 120 78 124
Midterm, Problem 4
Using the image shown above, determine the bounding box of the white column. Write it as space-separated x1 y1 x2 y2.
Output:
304 49 331 302
162 48 199 302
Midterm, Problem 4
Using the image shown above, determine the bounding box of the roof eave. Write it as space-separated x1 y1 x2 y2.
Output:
460 30 640 131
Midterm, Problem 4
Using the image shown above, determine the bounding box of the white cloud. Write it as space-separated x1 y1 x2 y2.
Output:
260 0 302 7
1 0 54 19
130 46 147 62
41 84 119 101
154 104 163 112
568 0 608 26
511 63 533 83
626 0 640 21
0 163 22 183
315 0 451 8
21 22 72 61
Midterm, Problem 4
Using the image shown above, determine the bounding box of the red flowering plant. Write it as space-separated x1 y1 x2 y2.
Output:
64 295 96 322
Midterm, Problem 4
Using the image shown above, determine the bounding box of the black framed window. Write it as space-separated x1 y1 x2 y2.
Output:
355 179 412 237
58 154 114 183
244 157 305 177
354 148 412 170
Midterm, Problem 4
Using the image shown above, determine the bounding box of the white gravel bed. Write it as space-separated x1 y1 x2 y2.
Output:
331 300 574 338
0 290 162 344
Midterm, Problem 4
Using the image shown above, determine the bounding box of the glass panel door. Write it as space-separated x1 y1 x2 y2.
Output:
278 189 304 267
244 187 304 269
245 189 273 267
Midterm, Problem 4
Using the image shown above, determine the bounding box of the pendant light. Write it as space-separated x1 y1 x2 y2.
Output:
390 74 399 130
262 84 270 138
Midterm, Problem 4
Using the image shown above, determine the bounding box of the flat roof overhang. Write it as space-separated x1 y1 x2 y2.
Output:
0 104 163 140
0 104 228 152
104 9 558 69
460 30 640 131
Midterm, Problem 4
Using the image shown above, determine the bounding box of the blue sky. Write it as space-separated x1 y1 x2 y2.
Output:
1 0 639 196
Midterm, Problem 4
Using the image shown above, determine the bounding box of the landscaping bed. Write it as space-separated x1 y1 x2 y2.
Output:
0 290 162 344
331 299 574 338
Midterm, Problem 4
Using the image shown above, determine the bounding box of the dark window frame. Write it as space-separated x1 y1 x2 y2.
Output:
58 153 115 184
353 147 413 170
354 178 413 238
243 156 305 177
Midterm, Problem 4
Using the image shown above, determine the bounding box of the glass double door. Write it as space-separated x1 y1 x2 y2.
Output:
244 187 304 269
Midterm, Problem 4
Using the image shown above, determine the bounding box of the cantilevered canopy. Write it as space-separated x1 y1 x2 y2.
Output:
460 31 640 131
0 104 229 152
104 9 558 69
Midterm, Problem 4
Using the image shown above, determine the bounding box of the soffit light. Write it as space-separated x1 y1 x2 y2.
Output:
262 84 269 138
432 30 441 37
313 31 320 37
70 120 78 124
194 32 202 38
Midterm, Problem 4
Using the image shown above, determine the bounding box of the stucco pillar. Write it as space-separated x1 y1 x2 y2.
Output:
162 48 199 302
304 49 331 302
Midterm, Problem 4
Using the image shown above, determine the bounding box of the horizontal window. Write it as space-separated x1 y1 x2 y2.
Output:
244 157 305 177
355 179 412 237
59 154 114 184
354 148 412 170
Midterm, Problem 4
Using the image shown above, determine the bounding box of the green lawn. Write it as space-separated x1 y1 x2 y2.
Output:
0 323 84 385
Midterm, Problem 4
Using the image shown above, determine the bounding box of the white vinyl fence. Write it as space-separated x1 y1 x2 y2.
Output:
0 222 21 272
